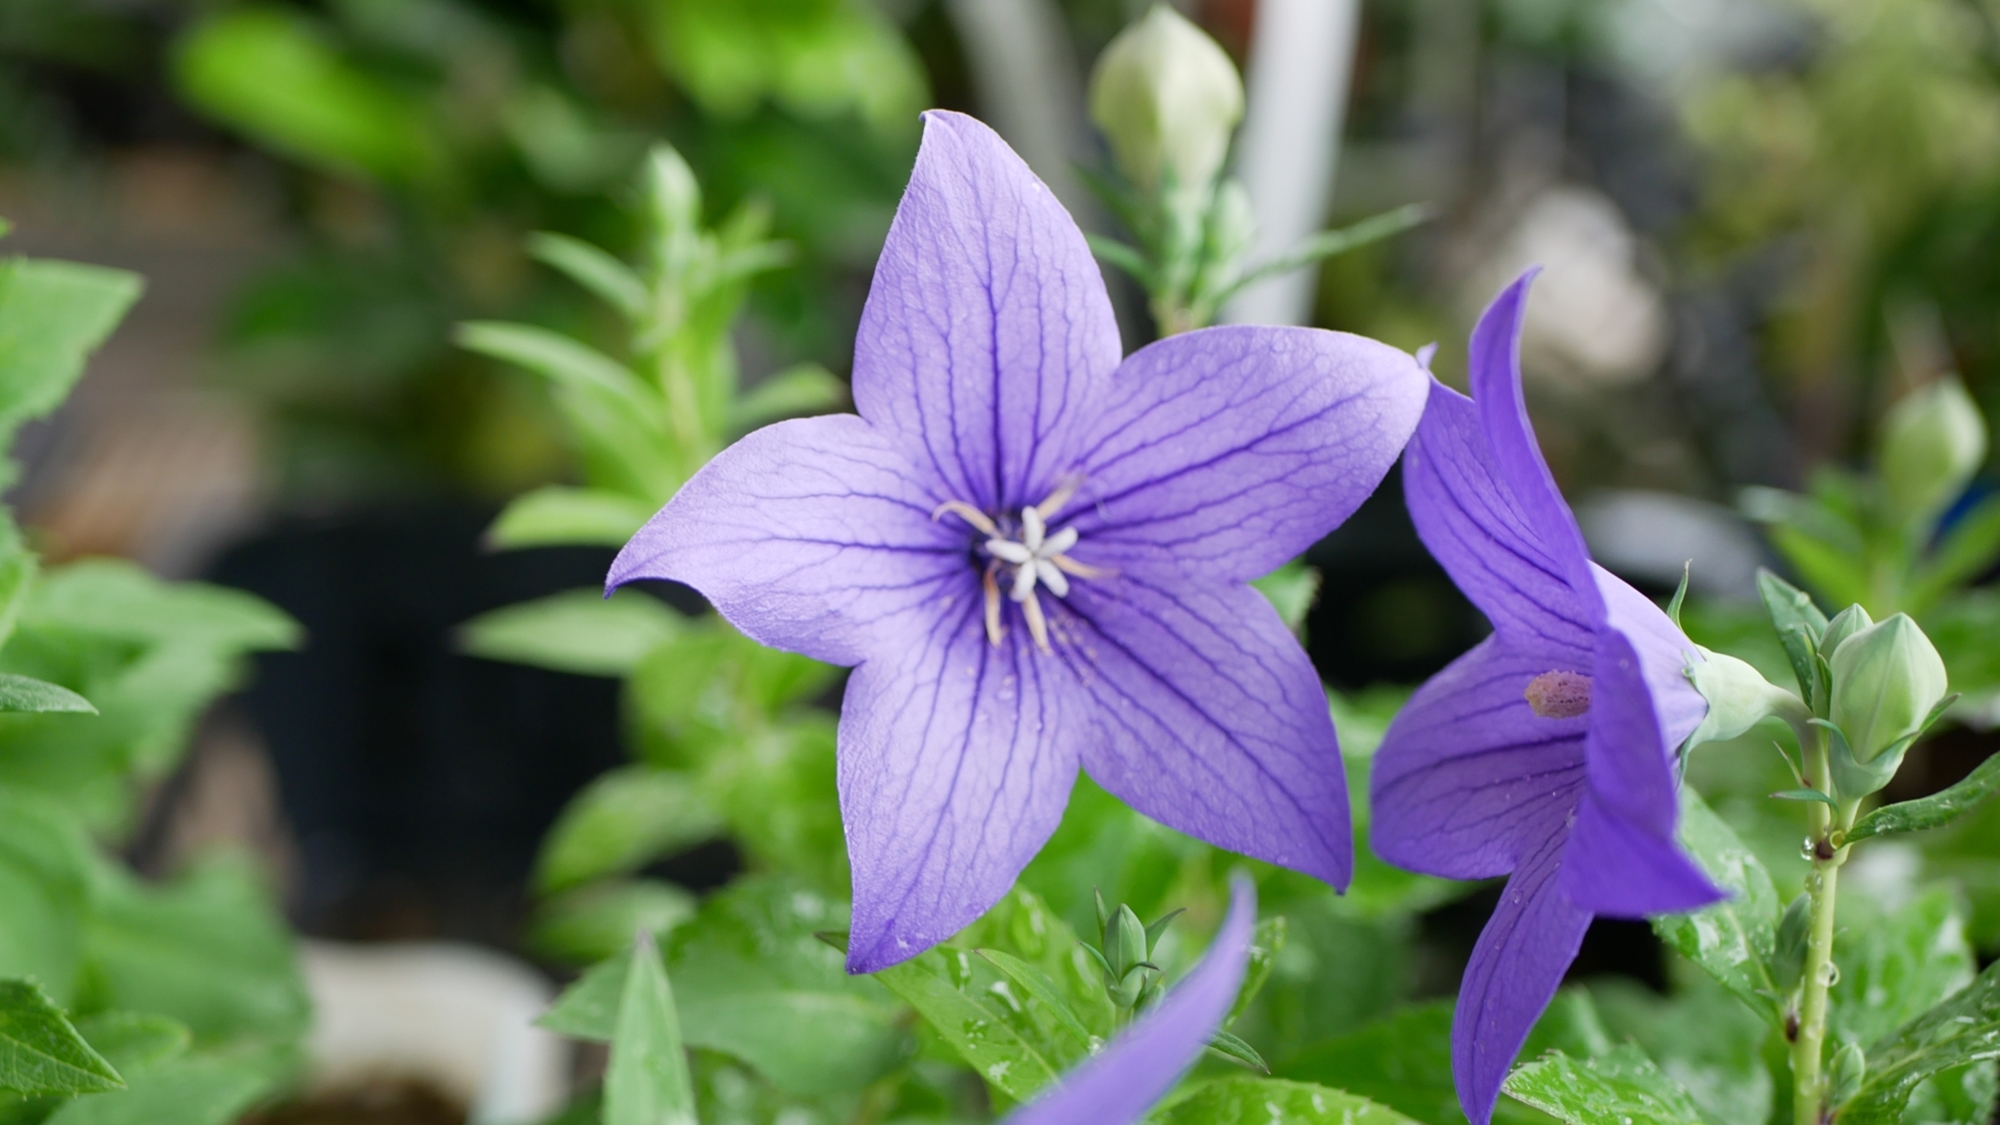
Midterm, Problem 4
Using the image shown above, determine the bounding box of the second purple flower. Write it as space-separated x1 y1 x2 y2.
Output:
609 111 1426 972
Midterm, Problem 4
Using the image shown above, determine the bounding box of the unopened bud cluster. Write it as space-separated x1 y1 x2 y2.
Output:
1081 890 1181 1012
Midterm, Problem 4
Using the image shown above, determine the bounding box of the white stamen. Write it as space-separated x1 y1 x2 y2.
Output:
940 481 1107 650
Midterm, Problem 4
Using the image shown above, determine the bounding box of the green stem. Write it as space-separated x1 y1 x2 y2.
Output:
1792 730 1853 1125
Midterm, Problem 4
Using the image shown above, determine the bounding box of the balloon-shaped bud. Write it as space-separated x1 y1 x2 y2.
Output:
1684 649 1810 752
1819 604 1874 663
1088 5 1244 194
1828 614 1947 766
1880 378 1986 525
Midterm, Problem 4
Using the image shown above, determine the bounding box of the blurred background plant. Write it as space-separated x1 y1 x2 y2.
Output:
5 0 2000 1122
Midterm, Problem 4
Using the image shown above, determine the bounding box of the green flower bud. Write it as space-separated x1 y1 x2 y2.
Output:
1106 903 1150 980
1684 648 1811 751
1828 614 1947 765
1828 1041 1866 1108
1088 5 1244 194
1819 604 1874 663
1880 377 1986 525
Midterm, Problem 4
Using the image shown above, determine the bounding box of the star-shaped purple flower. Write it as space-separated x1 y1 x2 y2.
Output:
608 111 1425 973
1004 876 1255 1125
1367 271 1724 1125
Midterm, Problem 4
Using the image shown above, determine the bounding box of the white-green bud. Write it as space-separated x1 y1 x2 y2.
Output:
645 145 702 239
1819 604 1874 663
1683 648 1811 751
1880 377 1986 525
1088 5 1244 194
1828 614 1947 766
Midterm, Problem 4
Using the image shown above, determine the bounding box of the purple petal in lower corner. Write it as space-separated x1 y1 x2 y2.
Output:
1003 876 1257 1125
839 605 1080 974
1370 634 1588 881
1453 830 1593 1125
1058 577 1351 888
608 414 964 666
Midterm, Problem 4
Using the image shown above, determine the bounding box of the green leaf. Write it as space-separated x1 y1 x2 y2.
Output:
0 678 92 715
1214 203 1432 304
455 322 662 421
956 888 1118 1048
68 1016 187 1078
1251 562 1321 637
1770 787 1839 807
1228 916 1285 1025
39 1056 272 1125
974 949 1098 1056
528 880 697 967
0 794 95 1006
1849 752 2000 841
1156 1077 1422 1125
603 933 694 1125
80 858 308 1047
1830 888 1974 1050
173 8 439 186
541 879 907 1098
459 589 682 678
1771 524 1872 611
527 232 646 319
533 766 722 892
0 980 121 1096
1084 234 1154 287
1502 1045 1710 1125
1839 959 2000 1125
1590 974 1773 1125
0 258 141 440
1650 790 1785 1026
1756 568 1827 707
1204 1028 1268 1072
1910 493 2000 613
865 944 1061 1102
729 364 846 431
23 561 297 652
486 487 655 550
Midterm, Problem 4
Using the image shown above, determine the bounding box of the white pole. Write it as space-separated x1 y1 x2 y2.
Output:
1223 0 1363 326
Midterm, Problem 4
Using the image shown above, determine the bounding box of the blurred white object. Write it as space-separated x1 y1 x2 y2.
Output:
1470 185 1668 386
301 941 569 1124
1224 0 1363 326
1574 489 1764 601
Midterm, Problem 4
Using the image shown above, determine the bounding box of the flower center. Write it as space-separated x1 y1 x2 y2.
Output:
1524 670 1592 719
934 477 1105 653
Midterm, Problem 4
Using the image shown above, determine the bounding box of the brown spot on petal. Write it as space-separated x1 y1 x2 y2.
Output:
1525 671 1592 719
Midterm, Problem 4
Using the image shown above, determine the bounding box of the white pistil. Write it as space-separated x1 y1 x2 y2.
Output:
933 480 1105 653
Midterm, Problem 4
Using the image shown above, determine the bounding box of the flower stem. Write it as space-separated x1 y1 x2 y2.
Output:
1792 729 1852 1125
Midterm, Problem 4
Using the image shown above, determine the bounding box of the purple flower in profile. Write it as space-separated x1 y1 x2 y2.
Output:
1368 271 1723 1125
1004 876 1255 1125
608 111 1425 973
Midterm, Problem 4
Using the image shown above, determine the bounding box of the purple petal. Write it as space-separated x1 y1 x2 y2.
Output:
1370 635 1587 880
608 414 964 665
1558 629 1722 917
840 608 1080 973
1404 378 1596 661
1465 270 1599 600
1561 788 1723 918
1003 876 1257 1125
1064 326 1426 582
850 110 1122 514
1055 578 1351 888
1453 829 1593 1125
1592 564 1706 747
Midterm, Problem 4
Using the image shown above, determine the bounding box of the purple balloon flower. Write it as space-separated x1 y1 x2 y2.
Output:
609 110 1425 972
1368 270 1723 1125
1004 876 1256 1125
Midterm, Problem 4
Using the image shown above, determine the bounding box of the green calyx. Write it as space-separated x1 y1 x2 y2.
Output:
1683 647 1812 753
1084 889 1182 1012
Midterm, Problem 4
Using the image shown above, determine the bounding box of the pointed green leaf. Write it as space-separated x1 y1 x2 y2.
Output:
1850 753 2000 842
729 364 846 432
1831 887 1974 1050
866 946 1061 1102
1157 1077 1421 1125
1838 959 2000 1125
487 487 655 550
0 676 93 715
1502 1045 1710 1125
1667 561 1691 628
533 766 721 892
1227 916 1284 1025
1650 790 1784 1027
1215 203 1433 304
1756 568 1827 707
1205 1028 1268 1072
529 880 698 967
455 322 660 420
459 588 682 678
538 950 630 1043
0 980 121 1096
1909 493 2000 613
975 949 1097 1057
69 1014 188 1077
604 933 694 1125
1770 788 1839 807
528 232 647 319
42 1053 276 1125
0 258 141 436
